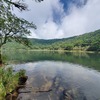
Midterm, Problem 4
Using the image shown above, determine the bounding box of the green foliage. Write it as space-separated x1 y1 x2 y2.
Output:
64 45 73 50
0 67 26 99
28 29 100 51
0 9 36 48
87 42 100 51
3 29 100 51
0 0 44 48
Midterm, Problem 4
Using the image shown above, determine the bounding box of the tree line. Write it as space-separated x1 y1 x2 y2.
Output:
3 29 100 51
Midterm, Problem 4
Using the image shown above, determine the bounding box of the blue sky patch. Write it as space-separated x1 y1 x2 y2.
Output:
60 0 88 12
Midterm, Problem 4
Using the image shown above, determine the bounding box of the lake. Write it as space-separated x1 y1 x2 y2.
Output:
3 50 100 100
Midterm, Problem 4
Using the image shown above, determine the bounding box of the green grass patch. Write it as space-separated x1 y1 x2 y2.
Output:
0 67 25 100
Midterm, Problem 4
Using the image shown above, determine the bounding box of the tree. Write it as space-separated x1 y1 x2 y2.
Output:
87 42 100 51
3 0 43 11
0 0 44 64
0 11 36 48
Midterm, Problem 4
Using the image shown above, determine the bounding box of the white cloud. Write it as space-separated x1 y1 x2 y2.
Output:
13 0 100 39
61 0 100 37
36 20 64 39
61 5 88 37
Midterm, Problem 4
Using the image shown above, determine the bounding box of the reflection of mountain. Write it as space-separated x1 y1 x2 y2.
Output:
3 51 100 71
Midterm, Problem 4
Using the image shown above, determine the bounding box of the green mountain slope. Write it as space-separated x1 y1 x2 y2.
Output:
3 29 100 51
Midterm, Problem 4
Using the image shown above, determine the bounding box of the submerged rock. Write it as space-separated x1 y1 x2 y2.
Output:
61 88 87 100
63 90 73 100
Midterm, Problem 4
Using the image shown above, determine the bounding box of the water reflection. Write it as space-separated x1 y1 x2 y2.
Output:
3 51 100 71
14 61 100 100
2 51 100 99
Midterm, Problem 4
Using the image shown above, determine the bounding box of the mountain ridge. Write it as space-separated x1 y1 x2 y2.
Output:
3 29 100 51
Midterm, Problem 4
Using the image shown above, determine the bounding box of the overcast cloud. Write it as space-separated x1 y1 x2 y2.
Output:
13 0 100 39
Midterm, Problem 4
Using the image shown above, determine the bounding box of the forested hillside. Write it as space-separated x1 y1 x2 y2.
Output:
3 29 100 51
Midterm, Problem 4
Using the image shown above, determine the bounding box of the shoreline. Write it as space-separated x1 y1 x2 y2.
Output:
2 49 100 53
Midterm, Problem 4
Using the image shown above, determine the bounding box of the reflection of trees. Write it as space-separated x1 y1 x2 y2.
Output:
3 51 100 71
71 52 89 57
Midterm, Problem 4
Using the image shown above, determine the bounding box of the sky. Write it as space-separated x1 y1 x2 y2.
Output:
13 0 100 39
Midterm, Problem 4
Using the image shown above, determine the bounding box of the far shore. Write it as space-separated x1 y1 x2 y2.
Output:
2 48 100 53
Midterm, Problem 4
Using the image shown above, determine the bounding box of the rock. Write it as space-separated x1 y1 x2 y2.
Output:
18 76 28 85
40 81 52 91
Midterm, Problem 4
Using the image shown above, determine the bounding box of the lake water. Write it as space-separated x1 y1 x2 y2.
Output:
3 51 100 100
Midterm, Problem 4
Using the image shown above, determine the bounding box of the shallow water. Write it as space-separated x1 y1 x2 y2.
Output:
3 51 100 100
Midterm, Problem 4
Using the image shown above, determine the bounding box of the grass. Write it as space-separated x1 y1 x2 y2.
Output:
0 67 26 100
